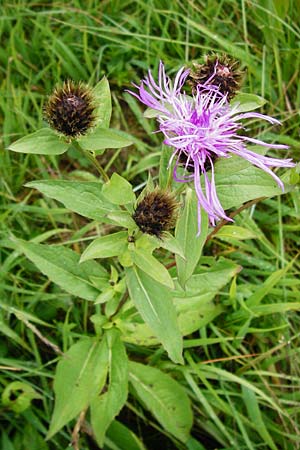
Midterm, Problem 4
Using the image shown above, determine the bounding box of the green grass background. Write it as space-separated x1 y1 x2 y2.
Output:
1 1 300 449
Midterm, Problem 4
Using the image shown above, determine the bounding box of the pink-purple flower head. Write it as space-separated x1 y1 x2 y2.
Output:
128 61 295 234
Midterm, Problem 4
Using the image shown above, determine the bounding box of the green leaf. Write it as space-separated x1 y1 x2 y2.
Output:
214 155 282 209
214 225 257 241
80 231 128 262
106 210 137 229
102 173 136 205
246 265 292 308
47 337 109 439
25 180 118 221
78 127 133 153
121 259 239 345
129 362 193 442
15 425 48 450
95 287 115 305
126 267 183 364
186 437 207 450
7 128 69 155
14 239 107 301
177 259 240 297
1 432 15 450
159 144 172 189
159 232 185 258
143 107 161 118
174 260 240 335
135 233 158 252
0 318 31 351
106 421 147 450
231 93 267 112
120 302 222 347
91 329 128 446
92 76 112 128
131 247 174 289
175 188 208 286
2 381 42 413
242 386 277 450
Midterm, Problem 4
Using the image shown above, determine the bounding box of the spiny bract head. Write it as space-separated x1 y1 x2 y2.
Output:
188 53 244 100
44 80 96 138
132 190 178 238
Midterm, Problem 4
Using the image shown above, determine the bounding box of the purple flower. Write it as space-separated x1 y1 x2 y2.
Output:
129 62 295 234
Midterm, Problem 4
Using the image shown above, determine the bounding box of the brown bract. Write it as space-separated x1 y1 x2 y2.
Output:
44 81 96 139
188 54 244 100
177 152 218 173
132 190 178 238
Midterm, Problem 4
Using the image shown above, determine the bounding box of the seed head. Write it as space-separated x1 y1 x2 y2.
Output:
44 81 96 138
133 190 178 238
188 54 244 99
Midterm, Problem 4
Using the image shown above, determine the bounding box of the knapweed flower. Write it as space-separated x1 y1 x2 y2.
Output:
188 54 243 99
133 190 178 238
129 62 295 234
44 81 96 138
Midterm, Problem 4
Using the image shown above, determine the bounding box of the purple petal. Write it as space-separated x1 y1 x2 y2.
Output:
127 62 296 232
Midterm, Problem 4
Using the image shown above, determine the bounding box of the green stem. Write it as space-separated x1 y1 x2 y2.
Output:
72 140 109 182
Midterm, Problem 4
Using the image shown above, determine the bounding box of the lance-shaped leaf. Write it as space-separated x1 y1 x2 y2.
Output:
242 386 277 450
25 180 118 221
91 329 128 446
214 225 257 241
102 173 136 205
106 210 137 229
106 420 147 450
231 93 267 113
158 232 185 259
8 128 69 155
92 76 112 128
47 337 109 439
80 231 128 262
126 267 183 364
131 247 174 289
14 239 107 301
120 259 239 345
174 259 241 335
215 155 282 209
175 188 208 287
129 362 193 442
78 127 133 153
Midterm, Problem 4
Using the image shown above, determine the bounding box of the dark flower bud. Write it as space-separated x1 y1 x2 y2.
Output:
188 54 244 100
178 151 217 173
44 81 96 138
132 190 178 238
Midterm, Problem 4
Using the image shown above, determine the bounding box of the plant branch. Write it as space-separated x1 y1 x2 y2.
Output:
205 196 265 242
71 408 87 450
72 141 109 182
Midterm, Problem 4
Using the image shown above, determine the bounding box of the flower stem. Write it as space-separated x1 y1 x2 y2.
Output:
72 140 109 182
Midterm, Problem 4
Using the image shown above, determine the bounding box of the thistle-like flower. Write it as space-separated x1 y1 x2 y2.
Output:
129 62 295 234
188 54 243 100
133 190 178 238
44 81 96 138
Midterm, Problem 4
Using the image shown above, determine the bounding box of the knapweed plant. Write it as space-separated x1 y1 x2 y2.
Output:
7 55 296 447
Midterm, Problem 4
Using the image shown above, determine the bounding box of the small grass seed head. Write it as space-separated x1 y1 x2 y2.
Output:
44 80 96 139
188 54 244 100
132 190 178 238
